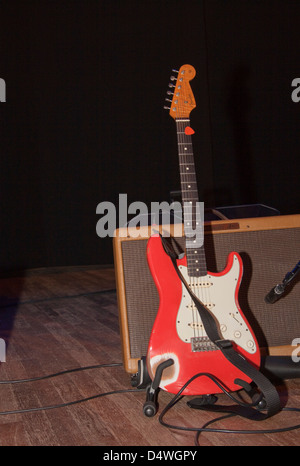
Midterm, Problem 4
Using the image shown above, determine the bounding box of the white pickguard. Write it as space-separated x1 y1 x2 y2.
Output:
176 254 257 354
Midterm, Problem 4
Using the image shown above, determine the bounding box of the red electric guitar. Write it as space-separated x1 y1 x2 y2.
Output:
146 65 260 396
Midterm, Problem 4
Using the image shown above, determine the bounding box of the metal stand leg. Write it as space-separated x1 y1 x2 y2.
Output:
143 358 174 417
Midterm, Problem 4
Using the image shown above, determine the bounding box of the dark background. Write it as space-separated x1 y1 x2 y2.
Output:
0 0 299 272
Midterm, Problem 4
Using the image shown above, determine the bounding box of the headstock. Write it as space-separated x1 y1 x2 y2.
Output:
164 64 196 119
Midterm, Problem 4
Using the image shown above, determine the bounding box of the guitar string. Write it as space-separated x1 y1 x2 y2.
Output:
178 102 214 344
177 112 195 341
177 118 196 341
177 110 209 343
178 118 201 341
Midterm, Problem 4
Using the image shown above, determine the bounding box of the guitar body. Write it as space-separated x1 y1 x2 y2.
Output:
146 233 261 396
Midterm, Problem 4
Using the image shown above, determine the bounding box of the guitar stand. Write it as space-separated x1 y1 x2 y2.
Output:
130 357 175 417
135 359 223 417
141 358 229 417
142 358 174 417
140 358 220 417
187 379 266 415
133 357 269 418
187 394 218 409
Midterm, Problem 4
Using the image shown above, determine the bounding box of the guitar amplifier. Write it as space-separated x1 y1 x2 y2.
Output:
113 214 300 374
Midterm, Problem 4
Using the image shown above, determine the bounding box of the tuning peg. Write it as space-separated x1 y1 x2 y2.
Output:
170 75 177 81
168 83 175 88
165 98 172 103
172 69 179 73
163 105 171 110
166 90 174 95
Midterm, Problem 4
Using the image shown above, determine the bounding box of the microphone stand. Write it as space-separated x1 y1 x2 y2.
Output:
265 260 300 304
262 260 300 379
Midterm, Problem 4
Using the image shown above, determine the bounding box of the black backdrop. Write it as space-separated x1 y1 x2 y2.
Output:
0 0 299 272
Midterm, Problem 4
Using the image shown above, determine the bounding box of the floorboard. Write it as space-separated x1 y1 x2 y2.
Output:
0 265 299 446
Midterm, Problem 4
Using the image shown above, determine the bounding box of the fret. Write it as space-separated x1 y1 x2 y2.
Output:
176 118 207 277
186 247 207 276
181 189 198 193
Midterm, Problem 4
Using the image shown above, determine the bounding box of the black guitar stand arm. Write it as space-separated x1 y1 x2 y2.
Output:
143 358 174 417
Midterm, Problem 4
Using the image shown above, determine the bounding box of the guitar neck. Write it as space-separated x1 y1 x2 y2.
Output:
176 118 207 277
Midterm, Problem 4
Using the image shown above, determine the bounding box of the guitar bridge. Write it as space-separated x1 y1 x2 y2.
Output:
191 336 219 352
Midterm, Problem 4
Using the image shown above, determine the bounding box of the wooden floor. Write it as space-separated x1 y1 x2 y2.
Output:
0 265 300 447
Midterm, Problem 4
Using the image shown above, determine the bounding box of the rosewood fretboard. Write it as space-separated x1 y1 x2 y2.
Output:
176 118 207 277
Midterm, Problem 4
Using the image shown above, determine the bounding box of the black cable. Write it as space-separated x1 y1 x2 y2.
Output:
157 371 300 445
0 388 146 416
0 288 116 309
1 361 300 445
160 371 262 418
0 362 122 384
193 406 300 446
0 362 146 416
194 413 237 446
